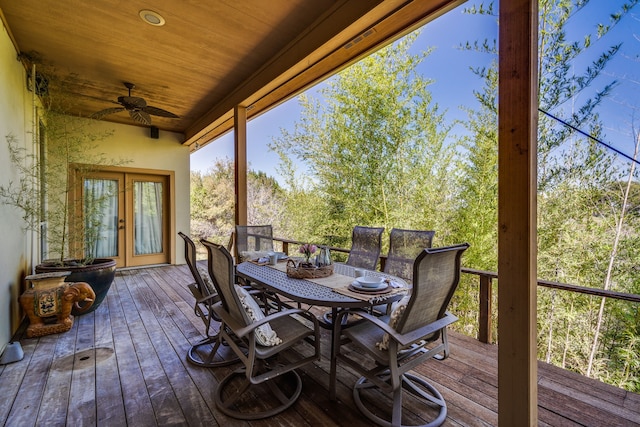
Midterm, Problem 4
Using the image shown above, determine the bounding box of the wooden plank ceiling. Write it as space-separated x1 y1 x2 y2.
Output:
0 0 462 150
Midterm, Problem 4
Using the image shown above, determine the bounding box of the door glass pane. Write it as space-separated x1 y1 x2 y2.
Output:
84 178 119 258
134 181 163 255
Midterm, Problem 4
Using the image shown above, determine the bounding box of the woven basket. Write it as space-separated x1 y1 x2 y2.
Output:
286 259 334 279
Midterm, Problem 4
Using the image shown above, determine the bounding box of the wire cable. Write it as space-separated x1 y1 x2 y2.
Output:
538 108 640 166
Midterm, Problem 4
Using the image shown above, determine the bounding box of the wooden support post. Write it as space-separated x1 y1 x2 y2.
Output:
478 274 493 344
234 105 247 228
498 0 538 425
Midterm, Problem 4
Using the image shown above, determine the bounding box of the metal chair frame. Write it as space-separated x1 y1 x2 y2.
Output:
331 243 469 427
178 232 239 367
323 225 385 327
201 239 321 420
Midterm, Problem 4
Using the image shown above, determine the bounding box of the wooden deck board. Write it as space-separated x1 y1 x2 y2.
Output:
68 312 98 426
94 291 126 427
36 321 77 427
1 264 638 427
7 334 59 426
119 271 190 426
109 274 158 426
135 269 222 426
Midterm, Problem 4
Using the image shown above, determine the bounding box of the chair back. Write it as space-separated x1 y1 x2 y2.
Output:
200 239 249 327
345 226 384 270
383 228 435 281
396 243 469 335
235 225 274 253
178 232 215 298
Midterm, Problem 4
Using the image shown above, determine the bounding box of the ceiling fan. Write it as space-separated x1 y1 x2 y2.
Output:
92 82 179 125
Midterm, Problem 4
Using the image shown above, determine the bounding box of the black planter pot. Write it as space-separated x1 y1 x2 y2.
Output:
35 258 117 316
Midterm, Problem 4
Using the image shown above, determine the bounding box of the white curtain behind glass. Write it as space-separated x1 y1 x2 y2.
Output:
84 178 118 258
134 181 163 255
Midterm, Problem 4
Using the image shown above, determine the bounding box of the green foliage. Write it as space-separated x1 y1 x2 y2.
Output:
0 135 41 229
189 158 290 246
455 0 640 391
46 112 123 264
270 33 457 247
191 0 640 392
190 159 235 242
451 62 498 272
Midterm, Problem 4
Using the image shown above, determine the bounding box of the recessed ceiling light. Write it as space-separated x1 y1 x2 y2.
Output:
139 10 165 26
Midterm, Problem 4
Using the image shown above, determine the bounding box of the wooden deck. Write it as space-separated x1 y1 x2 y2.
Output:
1 264 639 426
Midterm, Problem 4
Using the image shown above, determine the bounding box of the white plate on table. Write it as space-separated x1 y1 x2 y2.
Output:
353 277 387 291
355 276 385 287
350 281 389 292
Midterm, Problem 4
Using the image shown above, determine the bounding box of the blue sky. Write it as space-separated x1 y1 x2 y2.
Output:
191 0 640 180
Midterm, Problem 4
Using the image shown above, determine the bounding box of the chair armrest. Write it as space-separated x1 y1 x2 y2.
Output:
232 308 312 338
188 283 219 305
197 293 220 305
336 309 458 348
335 309 398 335
393 312 458 347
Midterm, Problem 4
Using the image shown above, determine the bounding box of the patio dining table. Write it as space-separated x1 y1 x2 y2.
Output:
235 260 409 399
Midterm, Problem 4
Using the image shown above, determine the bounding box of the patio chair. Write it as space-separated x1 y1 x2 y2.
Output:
178 232 239 367
234 224 274 262
368 228 435 318
200 239 321 420
383 228 436 281
322 225 384 326
345 225 385 271
331 243 469 427
233 224 283 311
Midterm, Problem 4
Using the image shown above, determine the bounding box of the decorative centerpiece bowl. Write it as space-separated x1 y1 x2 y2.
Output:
286 259 334 279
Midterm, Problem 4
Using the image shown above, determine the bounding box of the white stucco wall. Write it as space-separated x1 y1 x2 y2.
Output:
79 119 190 266
0 19 190 353
0 19 37 351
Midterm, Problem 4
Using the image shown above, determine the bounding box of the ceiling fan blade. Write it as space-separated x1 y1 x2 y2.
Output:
91 107 125 119
129 110 152 125
118 96 147 109
95 83 176 124
143 105 179 118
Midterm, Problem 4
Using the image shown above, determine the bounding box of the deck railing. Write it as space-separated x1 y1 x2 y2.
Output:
273 236 640 344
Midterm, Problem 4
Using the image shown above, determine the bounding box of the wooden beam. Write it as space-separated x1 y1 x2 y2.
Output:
498 0 538 425
185 0 385 144
478 275 493 343
234 106 247 229
184 0 464 146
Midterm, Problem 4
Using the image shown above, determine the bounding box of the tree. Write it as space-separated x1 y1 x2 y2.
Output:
190 159 235 242
270 33 456 247
459 0 640 389
452 63 499 272
190 159 290 245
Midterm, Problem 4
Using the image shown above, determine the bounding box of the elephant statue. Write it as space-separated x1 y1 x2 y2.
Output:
19 281 96 338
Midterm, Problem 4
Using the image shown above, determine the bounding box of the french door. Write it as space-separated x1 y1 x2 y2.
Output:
78 170 170 268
